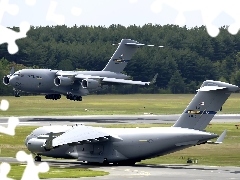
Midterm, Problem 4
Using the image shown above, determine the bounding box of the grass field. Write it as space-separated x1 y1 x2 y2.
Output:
1 93 240 116
1 123 240 167
8 163 108 180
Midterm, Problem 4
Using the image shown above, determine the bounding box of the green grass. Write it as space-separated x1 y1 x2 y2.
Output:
7 163 108 180
1 93 240 116
1 123 240 167
0 126 33 157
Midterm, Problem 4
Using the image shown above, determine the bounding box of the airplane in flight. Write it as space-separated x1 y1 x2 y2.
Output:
3 39 158 101
24 80 238 164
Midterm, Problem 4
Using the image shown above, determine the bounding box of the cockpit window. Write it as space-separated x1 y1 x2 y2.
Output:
28 75 35 78
13 71 21 76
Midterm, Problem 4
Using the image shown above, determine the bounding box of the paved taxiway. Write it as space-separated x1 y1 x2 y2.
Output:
1 114 240 126
1 157 240 180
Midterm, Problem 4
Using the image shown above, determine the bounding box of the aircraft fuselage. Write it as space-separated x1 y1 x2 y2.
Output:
25 126 217 164
4 69 129 96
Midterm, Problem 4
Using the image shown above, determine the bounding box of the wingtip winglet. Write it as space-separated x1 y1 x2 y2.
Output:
215 129 227 144
150 73 158 85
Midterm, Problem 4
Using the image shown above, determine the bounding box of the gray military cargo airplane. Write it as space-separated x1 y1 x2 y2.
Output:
24 80 238 164
3 39 157 101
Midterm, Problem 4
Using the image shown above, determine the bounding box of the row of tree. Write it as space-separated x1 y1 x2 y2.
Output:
1 24 240 95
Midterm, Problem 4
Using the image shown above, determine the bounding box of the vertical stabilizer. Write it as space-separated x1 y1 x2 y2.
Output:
173 80 239 130
102 39 144 73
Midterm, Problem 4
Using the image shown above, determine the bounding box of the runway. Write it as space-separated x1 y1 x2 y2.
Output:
1 114 240 126
80 164 240 180
1 157 240 180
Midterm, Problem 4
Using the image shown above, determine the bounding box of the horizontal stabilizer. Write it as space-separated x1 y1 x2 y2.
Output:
52 125 122 147
125 43 145 46
197 86 226 92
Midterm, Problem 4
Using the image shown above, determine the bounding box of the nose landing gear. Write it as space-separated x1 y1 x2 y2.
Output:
34 155 42 162
14 90 20 97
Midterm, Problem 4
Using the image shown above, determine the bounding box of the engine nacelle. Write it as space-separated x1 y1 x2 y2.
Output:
54 76 73 86
3 76 10 85
82 79 100 89
26 138 47 153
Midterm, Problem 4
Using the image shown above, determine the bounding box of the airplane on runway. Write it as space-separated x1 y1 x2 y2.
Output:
3 39 158 101
24 80 238 164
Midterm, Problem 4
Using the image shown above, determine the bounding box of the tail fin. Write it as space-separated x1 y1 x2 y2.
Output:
102 39 144 73
173 80 239 130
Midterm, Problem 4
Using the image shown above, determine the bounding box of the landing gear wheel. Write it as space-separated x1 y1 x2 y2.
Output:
103 159 109 166
14 91 20 97
118 160 136 166
34 156 41 162
73 96 77 101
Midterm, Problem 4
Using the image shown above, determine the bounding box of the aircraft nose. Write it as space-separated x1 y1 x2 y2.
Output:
9 76 18 86
24 135 30 147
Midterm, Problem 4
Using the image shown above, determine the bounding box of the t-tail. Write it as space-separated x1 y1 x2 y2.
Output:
173 80 239 130
102 39 144 73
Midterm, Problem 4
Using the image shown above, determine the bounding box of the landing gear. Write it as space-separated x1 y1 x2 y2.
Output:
14 91 20 97
66 93 82 101
34 156 41 162
117 160 136 166
45 94 61 100
102 158 109 165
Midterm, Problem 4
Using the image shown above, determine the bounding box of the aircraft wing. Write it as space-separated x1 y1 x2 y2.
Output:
75 74 103 79
100 73 158 85
74 73 158 85
207 130 227 144
56 71 78 77
52 125 122 147
56 72 151 85
101 77 150 85
56 71 104 79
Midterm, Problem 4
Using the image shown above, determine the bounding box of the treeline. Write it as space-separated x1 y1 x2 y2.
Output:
1 24 240 95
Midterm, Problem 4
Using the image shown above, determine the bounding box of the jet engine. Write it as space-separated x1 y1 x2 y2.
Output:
81 79 100 89
3 67 14 85
26 138 48 153
3 76 10 85
54 76 73 86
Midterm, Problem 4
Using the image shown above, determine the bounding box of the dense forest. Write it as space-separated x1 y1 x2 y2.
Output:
1 24 240 95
